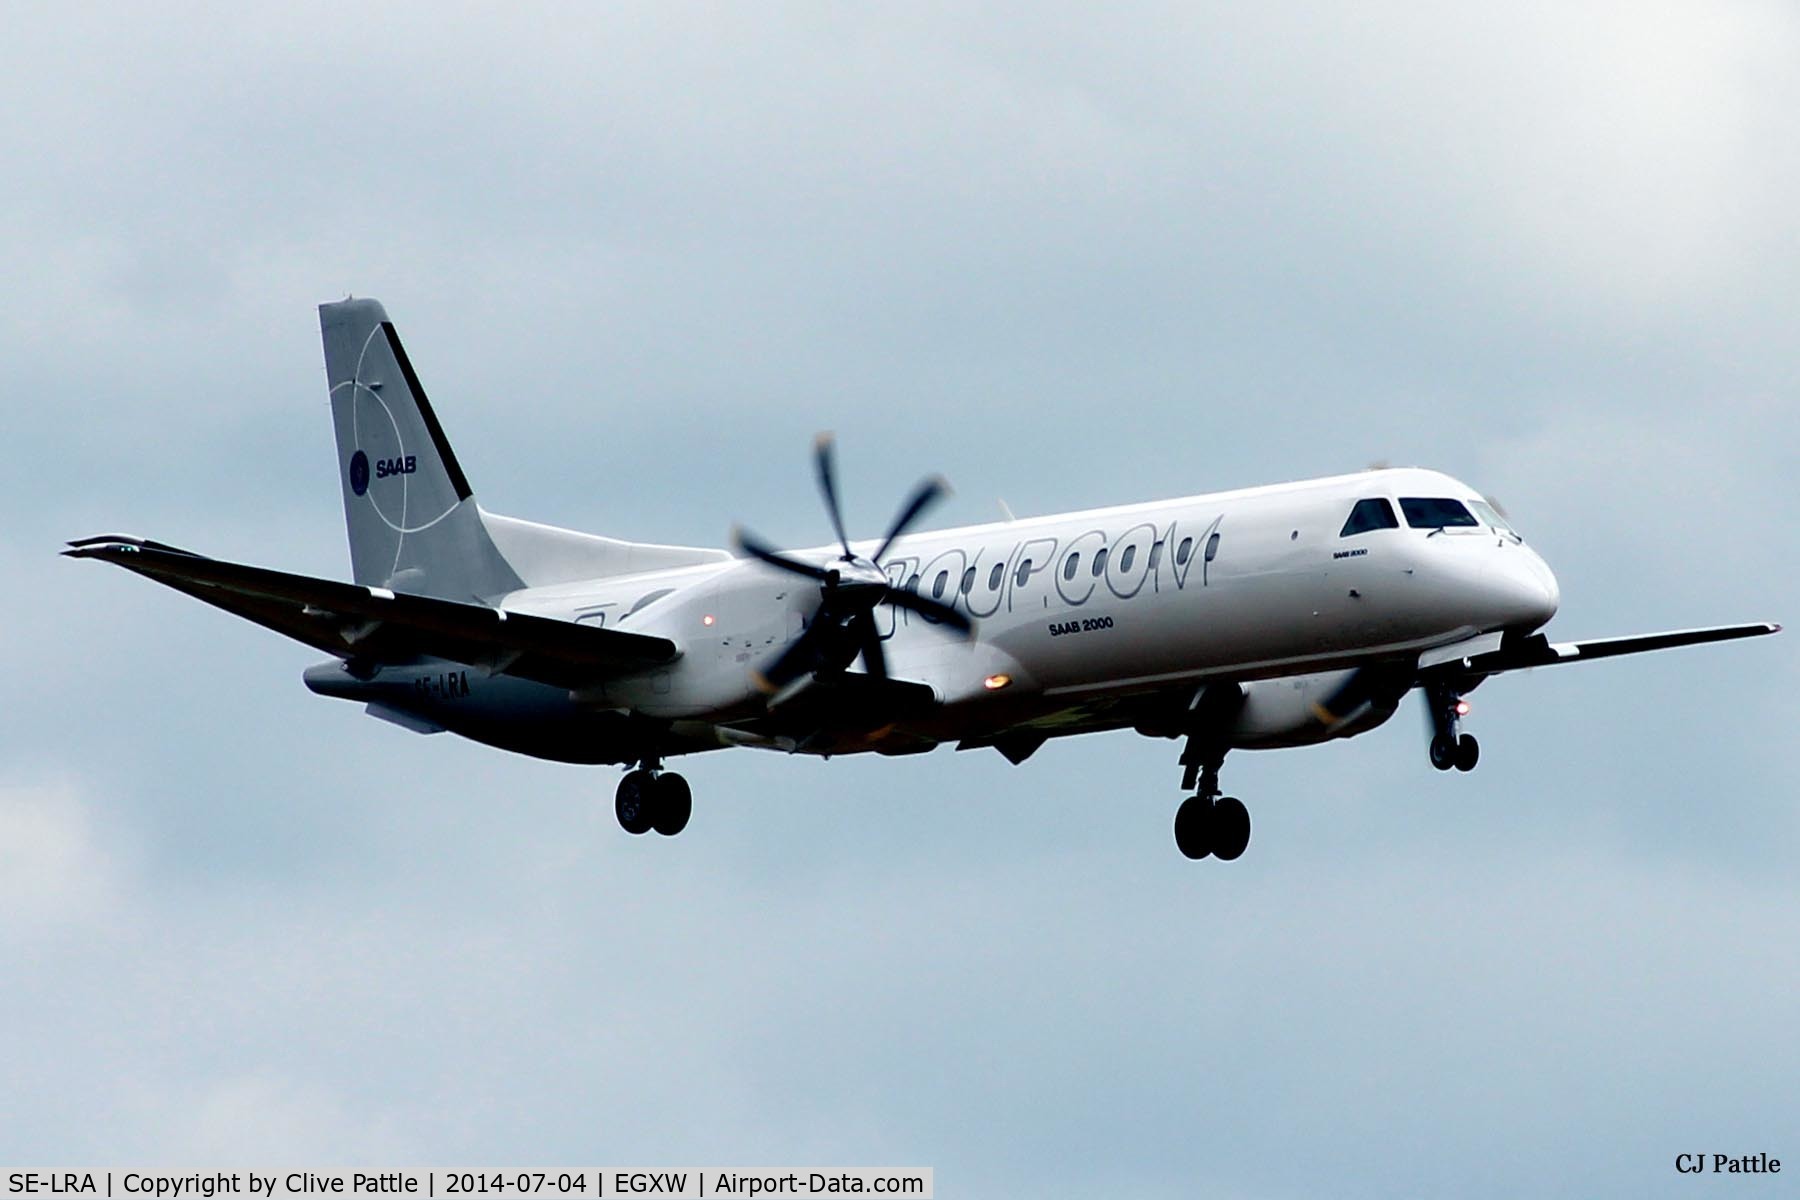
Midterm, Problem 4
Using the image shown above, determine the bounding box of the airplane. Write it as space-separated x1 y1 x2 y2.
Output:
67 298 1780 860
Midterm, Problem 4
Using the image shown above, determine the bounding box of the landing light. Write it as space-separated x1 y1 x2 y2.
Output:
1455 700 1472 716
984 674 1012 691
702 614 715 626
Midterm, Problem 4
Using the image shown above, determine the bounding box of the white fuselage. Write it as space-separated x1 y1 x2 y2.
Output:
441 466 1558 760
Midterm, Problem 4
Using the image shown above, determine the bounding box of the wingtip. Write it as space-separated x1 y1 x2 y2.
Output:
62 536 131 558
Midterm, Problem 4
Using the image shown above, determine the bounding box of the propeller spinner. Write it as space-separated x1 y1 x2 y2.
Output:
734 433 973 694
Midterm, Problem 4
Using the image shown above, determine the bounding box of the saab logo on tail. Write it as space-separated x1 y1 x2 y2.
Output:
348 450 416 496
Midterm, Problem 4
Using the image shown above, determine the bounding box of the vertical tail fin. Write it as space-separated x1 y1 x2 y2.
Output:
320 298 522 600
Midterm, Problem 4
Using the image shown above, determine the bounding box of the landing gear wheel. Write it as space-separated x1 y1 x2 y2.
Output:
1454 733 1480 773
1174 796 1213 860
1212 797 1251 862
615 769 655 835
1429 734 1457 771
651 773 692 836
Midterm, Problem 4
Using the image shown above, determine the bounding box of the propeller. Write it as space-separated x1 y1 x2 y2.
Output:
735 433 973 695
1312 664 1412 732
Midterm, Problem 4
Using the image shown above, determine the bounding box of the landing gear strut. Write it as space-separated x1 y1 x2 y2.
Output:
1174 712 1251 861
615 760 692 836
1426 681 1480 773
1166 683 1252 863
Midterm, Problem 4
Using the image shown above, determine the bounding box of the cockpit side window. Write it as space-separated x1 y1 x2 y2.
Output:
1469 500 1521 539
1340 498 1400 537
1400 497 1480 530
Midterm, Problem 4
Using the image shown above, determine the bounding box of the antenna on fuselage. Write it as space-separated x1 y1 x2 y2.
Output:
997 498 1018 522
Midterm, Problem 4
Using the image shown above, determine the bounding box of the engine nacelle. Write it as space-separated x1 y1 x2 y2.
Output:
1232 667 1409 749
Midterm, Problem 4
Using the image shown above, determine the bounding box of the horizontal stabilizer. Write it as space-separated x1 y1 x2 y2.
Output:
64 536 678 690
1428 622 1781 680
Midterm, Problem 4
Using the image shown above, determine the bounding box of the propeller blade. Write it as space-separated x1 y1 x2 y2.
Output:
813 432 853 559
873 474 950 564
753 619 833 694
1314 665 1409 729
855 615 888 679
885 587 975 635
734 527 831 582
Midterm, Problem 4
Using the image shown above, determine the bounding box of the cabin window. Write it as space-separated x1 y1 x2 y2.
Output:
961 567 977 594
1092 546 1109 576
1063 553 1080 581
1205 531 1220 562
1148 540 1163 570
905 573 921 593
1119 544 1136 572
988 562 1005 591
1176 537 1193 565
1015 559 1033 587
1340 498 1400 537
932 570 948 599
1400 497 1479 530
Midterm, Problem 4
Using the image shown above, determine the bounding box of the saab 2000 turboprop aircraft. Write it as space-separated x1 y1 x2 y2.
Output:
69 298 1780 860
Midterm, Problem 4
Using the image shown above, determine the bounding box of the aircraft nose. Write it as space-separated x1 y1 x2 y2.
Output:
1485 551 1559 632
1529 551 1561 620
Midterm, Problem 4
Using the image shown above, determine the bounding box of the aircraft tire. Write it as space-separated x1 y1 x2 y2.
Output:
1454 734 1480 773
1212 797 1251 862
1174 796 1213 860
1429 734 1457 771
615 770 655 835
651 773 692 836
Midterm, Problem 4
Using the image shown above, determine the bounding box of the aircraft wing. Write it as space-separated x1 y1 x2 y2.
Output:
64 535 678 690
1426 622 1780 681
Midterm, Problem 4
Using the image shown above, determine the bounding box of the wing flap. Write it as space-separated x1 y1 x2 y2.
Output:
65 536 678 690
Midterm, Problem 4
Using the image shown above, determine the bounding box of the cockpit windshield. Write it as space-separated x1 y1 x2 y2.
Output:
1399 497 1480 530
1340 498 1400 537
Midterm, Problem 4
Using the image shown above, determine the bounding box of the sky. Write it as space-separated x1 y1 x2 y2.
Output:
3 3 1797 1194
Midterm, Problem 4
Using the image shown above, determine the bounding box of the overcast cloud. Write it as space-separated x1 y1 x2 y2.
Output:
3 4 1797 1195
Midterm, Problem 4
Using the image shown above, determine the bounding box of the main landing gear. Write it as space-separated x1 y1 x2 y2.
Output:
1426 681 1480 773
615 761 692 837
1174 738 1251 862
1170 683 1251 862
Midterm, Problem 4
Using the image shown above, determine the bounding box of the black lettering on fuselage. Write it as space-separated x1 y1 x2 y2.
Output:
415 669 470 699
882 514 1226 635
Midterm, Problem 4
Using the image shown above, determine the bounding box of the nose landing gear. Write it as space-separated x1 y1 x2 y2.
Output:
1426 682 1480 773
615 760 692 836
